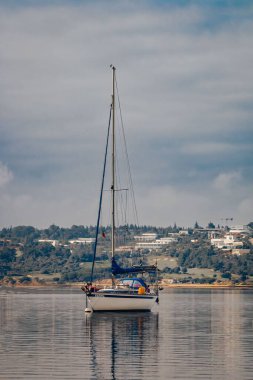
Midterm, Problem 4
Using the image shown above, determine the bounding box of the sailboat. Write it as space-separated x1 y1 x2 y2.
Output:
81 66 159 312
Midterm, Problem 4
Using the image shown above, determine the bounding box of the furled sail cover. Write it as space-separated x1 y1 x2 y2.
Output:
111 257 157 276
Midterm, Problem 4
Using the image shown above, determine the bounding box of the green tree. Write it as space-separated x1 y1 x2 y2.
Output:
221 272 232 280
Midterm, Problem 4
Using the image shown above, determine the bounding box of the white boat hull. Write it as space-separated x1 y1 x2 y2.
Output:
86 293 157 311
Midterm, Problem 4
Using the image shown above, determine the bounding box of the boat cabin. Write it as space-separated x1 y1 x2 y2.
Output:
118 278 148 290
96 277 150 295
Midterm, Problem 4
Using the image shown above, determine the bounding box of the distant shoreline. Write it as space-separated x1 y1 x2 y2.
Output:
160 284 253 290
1 282 253 290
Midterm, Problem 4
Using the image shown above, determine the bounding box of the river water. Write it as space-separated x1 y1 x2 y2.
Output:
0 288 252 380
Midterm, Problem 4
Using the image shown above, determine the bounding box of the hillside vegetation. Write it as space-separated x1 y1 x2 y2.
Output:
0 224 253 285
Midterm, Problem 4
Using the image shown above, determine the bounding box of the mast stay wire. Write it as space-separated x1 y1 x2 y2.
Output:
114 145 128 246
115 73 139 227
115 112 128 227
90 104 112 283
115 111 130 243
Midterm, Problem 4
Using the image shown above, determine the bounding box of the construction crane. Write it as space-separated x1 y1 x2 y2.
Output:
221 218 233 222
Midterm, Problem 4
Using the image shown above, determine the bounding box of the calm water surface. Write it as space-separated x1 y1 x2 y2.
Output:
0 288 252 380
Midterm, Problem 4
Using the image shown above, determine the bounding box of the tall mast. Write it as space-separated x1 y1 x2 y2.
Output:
111 65 116 278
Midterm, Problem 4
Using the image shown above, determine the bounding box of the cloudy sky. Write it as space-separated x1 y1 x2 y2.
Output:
0 0 252 229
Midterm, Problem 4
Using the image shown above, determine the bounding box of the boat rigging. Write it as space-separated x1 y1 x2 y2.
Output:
82 66 159 312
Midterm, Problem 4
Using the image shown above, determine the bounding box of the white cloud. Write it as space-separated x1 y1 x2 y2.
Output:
137 185 208 227
0 162 13 188
0 2 252 227
212 171 241 191
136 180 252 228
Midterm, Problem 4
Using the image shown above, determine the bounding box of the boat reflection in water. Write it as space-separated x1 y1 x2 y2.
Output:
1 289 253 379
84 311 159 380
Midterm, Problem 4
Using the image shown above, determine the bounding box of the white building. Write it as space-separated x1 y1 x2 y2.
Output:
168 233 180 238
134 233 157 242
229 225 251 235
211 234 243 250
115 245 134 252
135 237 177 250
179 230 189 236
209 230 222 239
69 238 95 245
38 239 59 247
159 237 178 244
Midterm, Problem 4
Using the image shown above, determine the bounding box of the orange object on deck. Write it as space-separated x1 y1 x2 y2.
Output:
138 286 146 295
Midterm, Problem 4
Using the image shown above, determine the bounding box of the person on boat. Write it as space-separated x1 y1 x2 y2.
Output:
81 282 98 294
